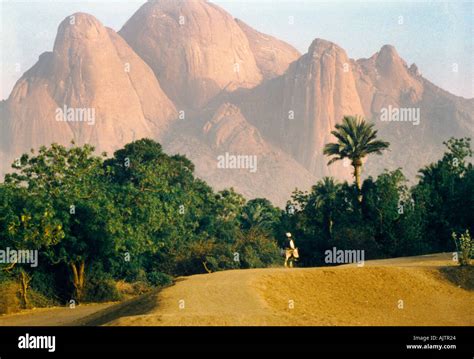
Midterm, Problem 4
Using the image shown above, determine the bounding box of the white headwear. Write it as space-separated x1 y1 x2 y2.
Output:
286 232 292 238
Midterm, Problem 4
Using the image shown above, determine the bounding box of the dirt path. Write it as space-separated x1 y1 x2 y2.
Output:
109 253 473 326
1 253 472 326
0 302 115 326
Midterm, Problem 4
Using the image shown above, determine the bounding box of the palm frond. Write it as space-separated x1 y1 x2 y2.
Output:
327 156 342 166
364 140 390 155
324 116 389 167
323 143 341 156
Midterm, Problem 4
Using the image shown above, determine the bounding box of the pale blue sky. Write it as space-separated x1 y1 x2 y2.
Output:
1 0 472 100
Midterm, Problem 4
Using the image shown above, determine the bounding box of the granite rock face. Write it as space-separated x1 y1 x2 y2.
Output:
235 18 301 80
119 0 263 110
163 103 317 206
1 1 472 206
1 13 176 163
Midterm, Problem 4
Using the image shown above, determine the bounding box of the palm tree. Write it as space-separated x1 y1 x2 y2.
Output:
323 116 389 196
312 177 340 237
240 198 279 232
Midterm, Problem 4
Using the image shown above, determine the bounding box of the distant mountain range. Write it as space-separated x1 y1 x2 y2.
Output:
1 0 473 206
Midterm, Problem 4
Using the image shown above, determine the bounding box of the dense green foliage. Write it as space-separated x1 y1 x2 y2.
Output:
0 140 280 304
286 138 473 266
0 137 471 306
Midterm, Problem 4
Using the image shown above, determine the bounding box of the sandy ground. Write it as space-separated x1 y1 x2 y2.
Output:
108 253 473 326
0 302 114 326
1 253 472 326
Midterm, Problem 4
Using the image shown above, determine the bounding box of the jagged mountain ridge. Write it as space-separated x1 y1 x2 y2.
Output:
1 0 472 206
1 12 177 157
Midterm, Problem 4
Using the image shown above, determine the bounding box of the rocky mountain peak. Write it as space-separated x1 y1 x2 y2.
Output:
119 0 262 110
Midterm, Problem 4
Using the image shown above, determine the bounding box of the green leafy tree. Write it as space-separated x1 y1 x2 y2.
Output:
5 143 114 301
104 139 219 277
0 183 64 306
215 188 246 222
362 169 423 257
413 138 473 252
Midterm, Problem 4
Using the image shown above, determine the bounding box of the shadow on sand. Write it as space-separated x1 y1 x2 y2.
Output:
71 283 174 326
439 266 474 291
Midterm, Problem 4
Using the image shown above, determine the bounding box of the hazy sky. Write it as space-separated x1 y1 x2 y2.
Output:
1 0 472 100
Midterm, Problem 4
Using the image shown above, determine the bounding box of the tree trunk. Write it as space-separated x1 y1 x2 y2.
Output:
19 270 30 309
324 213 333 239
329 217 333 238
71 260 85 301
352 160 363 202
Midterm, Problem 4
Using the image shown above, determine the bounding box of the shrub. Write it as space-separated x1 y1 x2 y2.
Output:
116 280 151 297
28 290 59 308
173 239 237 275
83 264 122 302
452 230 473 266
121 267 148 284
234 228 281 268
146 271 173 287
0 281 21 314
29 270 58 300
84 277 122 303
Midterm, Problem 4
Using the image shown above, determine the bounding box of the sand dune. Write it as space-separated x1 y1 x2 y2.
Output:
0 253 471 326
107 253 473 326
